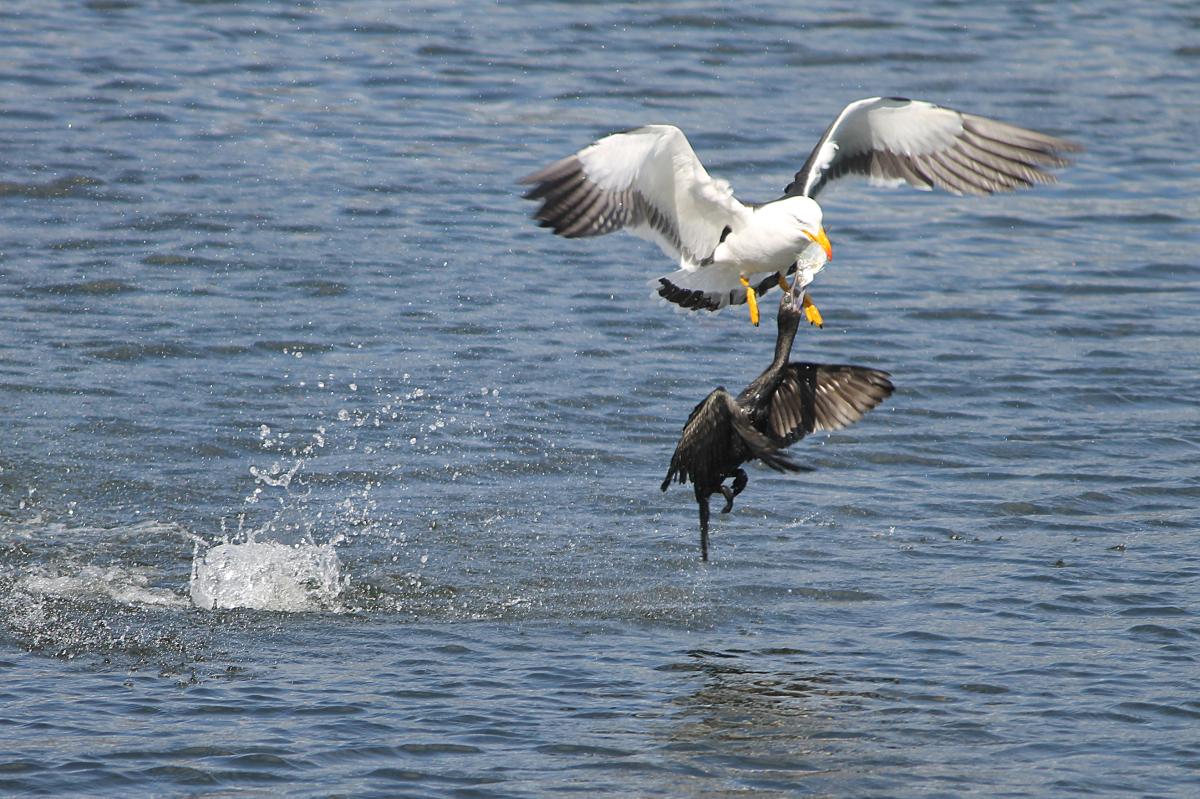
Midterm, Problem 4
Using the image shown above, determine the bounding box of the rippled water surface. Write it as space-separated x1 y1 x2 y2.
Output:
2 1 1198 796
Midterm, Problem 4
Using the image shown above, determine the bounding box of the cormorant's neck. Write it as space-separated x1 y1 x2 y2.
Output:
772 306 801 367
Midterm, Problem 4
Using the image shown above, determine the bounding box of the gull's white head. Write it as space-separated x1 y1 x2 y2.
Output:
775 195 832 261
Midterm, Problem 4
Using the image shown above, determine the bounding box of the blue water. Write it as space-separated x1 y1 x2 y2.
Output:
2 1 1199 796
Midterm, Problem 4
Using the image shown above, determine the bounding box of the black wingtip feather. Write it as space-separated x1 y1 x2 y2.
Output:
657 278 722 312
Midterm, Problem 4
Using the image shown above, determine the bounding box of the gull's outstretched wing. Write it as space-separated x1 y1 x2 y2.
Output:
768 364 894 447
785 97 1081 199
522 125 752 269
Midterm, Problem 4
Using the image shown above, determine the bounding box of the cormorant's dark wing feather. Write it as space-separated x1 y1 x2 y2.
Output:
662 388 802 493
727 404 805 474
662 389 737 491
784 97 1081 199
768 364 894 446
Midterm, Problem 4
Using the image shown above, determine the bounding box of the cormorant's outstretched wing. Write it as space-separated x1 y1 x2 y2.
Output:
662 388 799 493
521 125 751 269
785 97 1081 199
768 364 894 447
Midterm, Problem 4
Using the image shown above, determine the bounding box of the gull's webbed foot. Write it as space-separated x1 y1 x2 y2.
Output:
739 275 760 327
802 293 824 328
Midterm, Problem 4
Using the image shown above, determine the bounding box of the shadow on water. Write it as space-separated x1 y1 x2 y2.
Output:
653 648 902 795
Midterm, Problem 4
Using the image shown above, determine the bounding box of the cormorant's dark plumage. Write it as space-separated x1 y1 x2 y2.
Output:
661 296 894 560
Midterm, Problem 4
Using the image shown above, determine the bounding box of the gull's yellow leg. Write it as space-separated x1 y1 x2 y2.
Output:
777 274 790 292
802 293 824 328
739 276 759 326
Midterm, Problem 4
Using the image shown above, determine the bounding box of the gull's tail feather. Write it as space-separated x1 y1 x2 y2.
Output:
652 268 783 312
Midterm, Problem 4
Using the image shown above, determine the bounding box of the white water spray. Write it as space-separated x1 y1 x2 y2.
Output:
189 539 344 612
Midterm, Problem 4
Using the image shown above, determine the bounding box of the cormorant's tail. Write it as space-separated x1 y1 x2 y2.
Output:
727 406 808 473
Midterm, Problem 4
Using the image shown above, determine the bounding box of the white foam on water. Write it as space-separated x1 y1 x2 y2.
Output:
16 564 190 609
189 540 345 612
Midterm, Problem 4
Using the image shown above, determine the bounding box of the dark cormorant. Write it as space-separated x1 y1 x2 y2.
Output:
661 294 894 560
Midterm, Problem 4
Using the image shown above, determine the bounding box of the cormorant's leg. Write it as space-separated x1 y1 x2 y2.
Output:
718 484 735 514
801 292 823 328
729 468 748 501
718 469 748 514
739 276 760 327
697 495 710 562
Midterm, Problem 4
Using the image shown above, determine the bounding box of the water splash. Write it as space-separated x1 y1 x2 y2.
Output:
18 564 189 608
189 540 345 612
0 521 206 664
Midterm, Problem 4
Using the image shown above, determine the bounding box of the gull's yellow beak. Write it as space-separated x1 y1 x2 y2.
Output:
805 227 833 261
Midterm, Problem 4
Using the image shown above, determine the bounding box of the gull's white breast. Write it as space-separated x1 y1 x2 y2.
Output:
712 203 816 274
